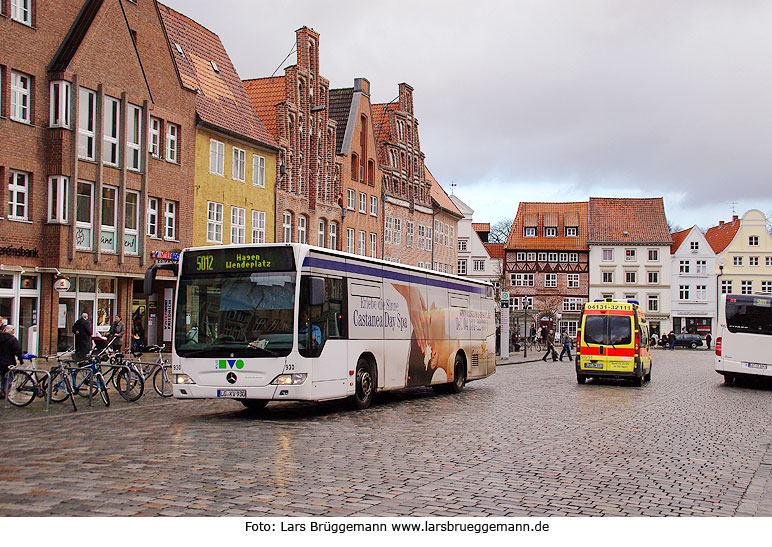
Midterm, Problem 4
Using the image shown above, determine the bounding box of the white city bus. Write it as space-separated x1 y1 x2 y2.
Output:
145 243 496 410
715 293 772 383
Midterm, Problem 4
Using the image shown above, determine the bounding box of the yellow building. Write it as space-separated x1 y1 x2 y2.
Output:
706 209 772 296
160 6 279 247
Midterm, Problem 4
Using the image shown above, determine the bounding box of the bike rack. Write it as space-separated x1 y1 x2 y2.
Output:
3 367 52 412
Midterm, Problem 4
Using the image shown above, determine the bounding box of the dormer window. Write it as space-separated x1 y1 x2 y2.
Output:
210 60 219 73
524 226 536 237
565 226 578 237
544 227 557 237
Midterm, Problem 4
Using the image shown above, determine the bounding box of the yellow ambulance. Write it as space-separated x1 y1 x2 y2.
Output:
575 299 652 386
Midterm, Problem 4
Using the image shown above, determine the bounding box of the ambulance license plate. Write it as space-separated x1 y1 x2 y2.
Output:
217 389 246 398
584 362 603 369
746 363 768 370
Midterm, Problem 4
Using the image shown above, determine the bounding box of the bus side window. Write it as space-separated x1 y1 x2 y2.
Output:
300 275 347 358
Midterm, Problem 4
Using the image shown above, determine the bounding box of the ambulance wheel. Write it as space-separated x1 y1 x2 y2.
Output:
240 399 268 411
576 374 587 384
644 366 651 382
633 375 644 387
353 358 375 410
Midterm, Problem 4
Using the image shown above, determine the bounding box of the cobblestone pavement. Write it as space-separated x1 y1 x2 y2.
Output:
1 349 771 517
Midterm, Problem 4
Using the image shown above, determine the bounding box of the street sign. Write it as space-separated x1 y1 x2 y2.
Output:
501 291 510 301
501 300 509 309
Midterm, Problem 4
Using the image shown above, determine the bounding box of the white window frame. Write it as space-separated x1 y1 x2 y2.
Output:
149 117 162 158
206 201 223 243
252 155 265 187
721 280 733 294
359 192 367 213
565 226 578 237
317 219 326 248
230 206 245 244
393 218 402 245
252 210 266 244
680 260 690 273
647 271 659 284
524 226 536 237
369 233 377 258
8 170 29 221
567 274 579 288
232 147 246 182
749 256 759 267
695 260 707 274
384 216 392 244
426 226 433 252
347 189 355 210
75 181 94 250
625 248 637 262
602 248 613 261
11 0 32 25
406 221 414 248
100 185 118 252
147 197 159 238
417 225 425 250
124 190 140 255
370 196 377 216
166 123 178 163
473 259 485 272
696 285 707 301
648 249 659 262
749 236 759 246
569 253 578 262
297 215 307 244
733 256 742 266
647 294 659 312
282 212 292 243
78 88 96 160
545 273 557 288
741 281 752 295
458 260 467 275
47 176 69 223
358 230 366 256
103 96 120 167
49 81 71 129
690 241 699 251
625 271 637 284
544 226 557 237
516 252 526 262
10 71 31 123
329 222 337 250
127 104 143 172
760 281 772 294
209 139 225 176
164 201 177 241
346 228 355 254
458 239 467 252
511 273 534 287
602 271 614 284
548 252 558 262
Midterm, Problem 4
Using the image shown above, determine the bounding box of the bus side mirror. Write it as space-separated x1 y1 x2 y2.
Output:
309 277 325 307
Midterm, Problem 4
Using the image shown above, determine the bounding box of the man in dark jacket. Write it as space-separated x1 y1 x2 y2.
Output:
72 313 92 358
108 314 125 350
0 324 24 397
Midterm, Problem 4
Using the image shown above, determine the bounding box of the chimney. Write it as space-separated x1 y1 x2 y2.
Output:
354 78 370 96
718 220 724 226
732 215 738 222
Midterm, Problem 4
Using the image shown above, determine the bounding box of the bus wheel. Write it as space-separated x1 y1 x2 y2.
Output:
576 374 587 384
240 399 268 411
449 355 466 394
724 373 735 385
353 358 375 410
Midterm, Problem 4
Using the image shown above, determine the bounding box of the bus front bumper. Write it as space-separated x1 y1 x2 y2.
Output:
173 382 316 401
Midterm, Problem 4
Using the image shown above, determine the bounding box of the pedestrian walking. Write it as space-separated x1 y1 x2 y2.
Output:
559 328 573 361
540 325 548 346
512 331 520 352
705 333 712 350
108 314 125 351
542 329 558 361
72 313 92 359
0 324 24 399
668 331 676 350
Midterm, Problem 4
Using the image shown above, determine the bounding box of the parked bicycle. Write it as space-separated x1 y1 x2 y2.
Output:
135 344 172 398
4 357 50 408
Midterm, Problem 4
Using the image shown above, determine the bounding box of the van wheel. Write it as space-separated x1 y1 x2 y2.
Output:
353 358 375 410
633 375 644 387
644 367 651 382
240 399 268 411
576 374 587 384
724 373 735 385
449 355 466 393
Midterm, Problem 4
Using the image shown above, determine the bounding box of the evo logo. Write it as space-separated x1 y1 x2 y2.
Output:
217 359 244 370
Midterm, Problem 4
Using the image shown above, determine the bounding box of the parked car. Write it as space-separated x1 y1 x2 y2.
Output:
659 333 703 349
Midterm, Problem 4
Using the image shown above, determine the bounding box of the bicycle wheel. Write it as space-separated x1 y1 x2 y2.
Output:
152 365 173 397
115 368 144 402
48 369 71 403
96 375 110 407
7 370 36 407
74 368 93 397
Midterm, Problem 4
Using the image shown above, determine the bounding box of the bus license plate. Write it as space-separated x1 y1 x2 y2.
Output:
217 389 246 398
746 363 768 370
584 362 603 369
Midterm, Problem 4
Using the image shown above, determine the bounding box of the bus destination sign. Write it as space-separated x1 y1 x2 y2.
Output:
182 248 295 274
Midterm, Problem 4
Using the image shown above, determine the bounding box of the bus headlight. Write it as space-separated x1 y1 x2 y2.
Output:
271 374 308 385
175 374 196 384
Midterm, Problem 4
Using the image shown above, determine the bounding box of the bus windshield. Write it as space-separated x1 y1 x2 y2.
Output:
726 296 772 336
175 271 296 358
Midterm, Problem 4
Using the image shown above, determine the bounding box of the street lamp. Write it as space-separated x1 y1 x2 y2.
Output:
716 257 727 339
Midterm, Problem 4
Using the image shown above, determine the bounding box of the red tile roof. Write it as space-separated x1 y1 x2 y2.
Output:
507 202 589 250
705 216 741 253
425 168 461 217
371 103 397 142
242 76 286 140
484 243 505 260
588 197 672 244
670 227 692 254
472 223 490 233
158 4 277 149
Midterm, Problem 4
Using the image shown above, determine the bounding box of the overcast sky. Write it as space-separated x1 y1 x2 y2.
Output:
164 0 772 231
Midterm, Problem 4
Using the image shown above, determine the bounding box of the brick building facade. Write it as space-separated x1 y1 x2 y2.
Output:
505 202 590 338
328 78 382 257
373 83 435 266
243 27 342 249
0 0 196 355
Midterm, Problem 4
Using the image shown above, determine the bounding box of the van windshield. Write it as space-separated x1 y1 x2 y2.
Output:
583 315 632 345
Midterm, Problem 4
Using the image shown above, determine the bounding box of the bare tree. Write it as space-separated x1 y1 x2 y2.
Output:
534 295 563 327
489 218 513 244
667 219 684 234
